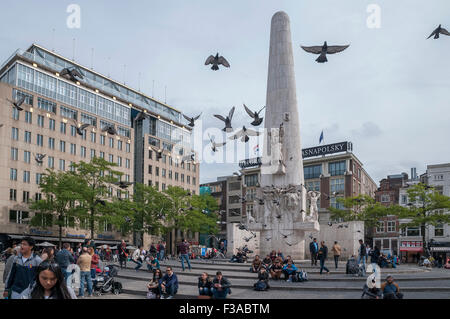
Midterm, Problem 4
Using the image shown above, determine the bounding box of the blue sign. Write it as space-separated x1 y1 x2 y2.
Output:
30 229 53 236
66 234 85 238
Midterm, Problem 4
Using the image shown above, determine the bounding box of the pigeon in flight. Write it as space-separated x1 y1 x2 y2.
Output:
95 199 106 206
264 237 272 241
114 181 133 189
255 197 265 205
243 104 265 126
285 241 300 247
8 96 26 111
208 134 226 153
150 145 164 160
181 153 195 164
101 124 117 136
301 41 350 63
427 24 450 39
182 113 202 127
229 126 260 143
233 172 243 180
280 232 293 239
72 120 90 136
238 195 246 204
135 111 149 122
213 106 235 132
205 53 230 71
60 67 84 82
34 153 46 164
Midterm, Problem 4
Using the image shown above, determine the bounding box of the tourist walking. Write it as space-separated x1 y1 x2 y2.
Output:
3 237 42 299
118 240 128 269
331 241 341 269
77 247 93 298
198 272 213 297
159 241 166 261
40 247 55 262
159 267 178 299
178 239 192 271
19 261 77 299
55 243 75 286
309 238 319 266
212 271 231 299
318 241 330 275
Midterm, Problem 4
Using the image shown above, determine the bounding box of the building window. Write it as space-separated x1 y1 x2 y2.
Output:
48 156 54 169
11 127 19 140
162 183 166 191
330 178 345 194
125 159 130 169
59 159 65 171
406 227 420 237
70 143 76 155
381 194 390 203
38 115 44 127
244 174 258 187
118 140 123 151
60 140 66 153
48 137 55 149
304 165 322 179
117 156 122 167
228 182 241 191
108 154 113 163
37 134 43 147
175 172 179 181
306 180 320 192
24 131 31 143
22 191 30 203
24 151 31 164
100 135 105 145
329 161 346 176
187 175 190 184
49 119 55 130
90 149 96 159
156 167 159 176
12 107 19 120
10 168 17 181
193 177 196 185
330 197 344 210
401 195 407 205
181 174 185 182
387 221 396 232
36 173 42 184
435 224 444 237
9 210 29 224
9 189 17 201
11 148 18 161
23 171 30 183
60 122 66 134
91 132 96 143
100 151 105 159
25 111 32 124
70 125 77 137
109 137 114 148
126 143 130 153
81 146 86 158
35 193 42 201
376 221 385 233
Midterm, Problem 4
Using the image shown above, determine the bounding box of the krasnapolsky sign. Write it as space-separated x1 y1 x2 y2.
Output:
302 142 352 159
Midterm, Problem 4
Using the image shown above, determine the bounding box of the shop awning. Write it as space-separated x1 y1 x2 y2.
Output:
8 235 83 243
400 247 423 252
431 247 450 252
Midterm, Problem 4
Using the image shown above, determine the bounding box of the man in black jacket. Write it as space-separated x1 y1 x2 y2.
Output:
318 241 330 275
309 238 319 266
212 271 231 299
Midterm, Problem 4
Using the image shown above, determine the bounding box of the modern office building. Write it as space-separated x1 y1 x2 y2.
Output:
0 44 199 252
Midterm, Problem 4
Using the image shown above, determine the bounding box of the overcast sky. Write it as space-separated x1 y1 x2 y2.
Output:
1 0 449 185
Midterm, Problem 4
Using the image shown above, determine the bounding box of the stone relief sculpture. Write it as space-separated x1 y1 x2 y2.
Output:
307 190 321 222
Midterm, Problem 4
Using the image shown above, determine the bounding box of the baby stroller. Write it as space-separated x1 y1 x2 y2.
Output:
93 265 122 296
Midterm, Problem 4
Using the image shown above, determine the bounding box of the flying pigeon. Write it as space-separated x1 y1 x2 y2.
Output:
182 113 202 127
327 222 333 227
264 237 272 241
301 41 350 63
233 172 242 181
150 145 164 159
280 232 293 239
0 124 3 128
135 111 149 122
238 195 246 204
114 181 133 189
72 119 90 136
95 199 106 206
229 126 260 143
285 241 300 247
101 124 117 135
34 153 46 164
208 134 226 153
181 153 195 164
205 53 230 71
213 106 235 132
255 197 265 205
60 67 84 82
7 96 26 111
243 104 265 126
427 24 450 39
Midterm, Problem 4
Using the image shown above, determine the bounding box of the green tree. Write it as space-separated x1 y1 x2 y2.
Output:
29 169 84 249
329 194 390 228
393 183 450 256
69 157 123 239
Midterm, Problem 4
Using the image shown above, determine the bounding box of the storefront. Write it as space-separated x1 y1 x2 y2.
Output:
430 242 450 264
399 240 423 263
6 234 123 249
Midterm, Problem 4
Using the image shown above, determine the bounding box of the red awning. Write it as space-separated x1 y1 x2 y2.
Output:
400 247 423 252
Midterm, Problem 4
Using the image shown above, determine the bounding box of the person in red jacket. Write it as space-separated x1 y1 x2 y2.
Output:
88 247 99 279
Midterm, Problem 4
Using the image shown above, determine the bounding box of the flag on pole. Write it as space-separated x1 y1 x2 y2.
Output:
319 130 324 144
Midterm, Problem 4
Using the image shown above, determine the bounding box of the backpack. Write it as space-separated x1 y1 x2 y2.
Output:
297 270 308 282
254 281 267 291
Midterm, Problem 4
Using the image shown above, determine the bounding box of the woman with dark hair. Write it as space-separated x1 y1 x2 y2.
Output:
20 261 77 299
41 247 55 262
147 268 163 299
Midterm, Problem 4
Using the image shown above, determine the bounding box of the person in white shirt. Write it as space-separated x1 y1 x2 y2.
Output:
131 246 143 271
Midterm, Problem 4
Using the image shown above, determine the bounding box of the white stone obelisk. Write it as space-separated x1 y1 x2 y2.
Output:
250 11 319 260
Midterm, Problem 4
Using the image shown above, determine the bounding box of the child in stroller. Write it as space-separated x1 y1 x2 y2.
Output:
93 264 122 296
